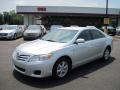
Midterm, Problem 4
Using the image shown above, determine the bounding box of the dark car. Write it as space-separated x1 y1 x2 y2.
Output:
101 26 116 36
116 26 120 35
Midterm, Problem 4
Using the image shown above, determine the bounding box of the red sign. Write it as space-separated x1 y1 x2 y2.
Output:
37 7 46 11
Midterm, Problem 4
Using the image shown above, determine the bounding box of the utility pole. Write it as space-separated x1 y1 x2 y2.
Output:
104 0 109 33
106 0 108 16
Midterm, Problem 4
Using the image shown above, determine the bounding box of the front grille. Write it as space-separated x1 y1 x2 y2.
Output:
27 33 35 36
17 54 30 61
15 65 25 72
0 33 8 36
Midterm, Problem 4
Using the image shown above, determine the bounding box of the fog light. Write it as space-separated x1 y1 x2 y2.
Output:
34 70 41 75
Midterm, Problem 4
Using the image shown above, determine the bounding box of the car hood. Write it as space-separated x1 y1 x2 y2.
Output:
24 30 41 34
16 40 67 55
0 30 15 33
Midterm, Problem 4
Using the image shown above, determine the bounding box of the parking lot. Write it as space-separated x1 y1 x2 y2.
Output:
0 38 120 90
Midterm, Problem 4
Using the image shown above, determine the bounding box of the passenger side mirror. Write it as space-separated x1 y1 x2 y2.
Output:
75 39 85 44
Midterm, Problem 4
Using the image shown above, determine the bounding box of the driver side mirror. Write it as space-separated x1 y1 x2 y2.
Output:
75 39 85 44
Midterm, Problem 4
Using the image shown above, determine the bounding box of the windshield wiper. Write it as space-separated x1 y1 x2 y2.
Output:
46 40 56 42
40 38 56 42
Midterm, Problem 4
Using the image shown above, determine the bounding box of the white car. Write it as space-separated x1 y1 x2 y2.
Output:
23 25 46 40
0 25 23 40
18 25 27 32
116 26 120 35
70 25 79 27
86 26 97 29
0 25 3 30
40 25 47 34
50 25 64 31
12 27 113 78
101 26 116 36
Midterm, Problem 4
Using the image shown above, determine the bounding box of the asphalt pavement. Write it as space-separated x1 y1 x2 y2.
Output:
0 38 120 90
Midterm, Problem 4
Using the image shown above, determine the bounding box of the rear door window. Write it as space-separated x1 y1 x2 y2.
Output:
90 29 105 39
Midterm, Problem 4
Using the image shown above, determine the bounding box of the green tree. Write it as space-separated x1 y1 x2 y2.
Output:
3 12 10 24
9 10 23 25
0 13 4 24
2 10 23 25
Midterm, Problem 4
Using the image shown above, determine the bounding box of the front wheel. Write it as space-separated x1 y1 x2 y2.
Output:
13 34 17 40
102 48 111 61
52 59 71 79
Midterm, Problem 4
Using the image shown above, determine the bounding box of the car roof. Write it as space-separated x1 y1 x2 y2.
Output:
29 25 40 26
50 25 63 28
5 25 18 26
59 27 97 31
51 25 63 26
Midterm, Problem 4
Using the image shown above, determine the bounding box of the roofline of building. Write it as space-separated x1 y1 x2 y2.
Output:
16 5 120 10
17 12 120 17
16 6 120 17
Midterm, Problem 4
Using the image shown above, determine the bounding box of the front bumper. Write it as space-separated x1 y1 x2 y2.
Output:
23 34 39 39
12 58 54 78
0 35 13 39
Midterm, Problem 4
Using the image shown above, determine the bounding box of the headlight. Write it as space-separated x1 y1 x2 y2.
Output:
40 54 52 60
12 49 17 59
29 54 52 62
8 32 13 36
29 55 40 62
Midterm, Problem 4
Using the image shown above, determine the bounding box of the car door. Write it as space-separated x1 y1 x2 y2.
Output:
73 30 94 66
90 29 106 58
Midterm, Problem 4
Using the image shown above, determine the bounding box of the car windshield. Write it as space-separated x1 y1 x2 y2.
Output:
3 26 17 30
50 25 63 31
107 26 114 28
28 25 40 30
102 26 114 29
42 29 78 43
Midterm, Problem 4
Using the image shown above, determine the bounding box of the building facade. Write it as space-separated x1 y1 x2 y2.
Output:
16 6 120 29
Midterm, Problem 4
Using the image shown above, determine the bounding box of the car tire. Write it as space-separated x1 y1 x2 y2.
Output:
112 33 116 36
102 47 111 61
23 38 26 40
13 34 17 40
52 58 71 79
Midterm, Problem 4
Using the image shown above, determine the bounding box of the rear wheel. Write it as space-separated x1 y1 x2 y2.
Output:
102 47 111 61
52 58 71 79
112 33 116 36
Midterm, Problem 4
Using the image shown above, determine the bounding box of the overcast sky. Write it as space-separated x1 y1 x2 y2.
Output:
0 0 119 12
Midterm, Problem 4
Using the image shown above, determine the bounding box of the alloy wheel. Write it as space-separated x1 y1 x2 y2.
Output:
56 61 69 78
104 49 110 60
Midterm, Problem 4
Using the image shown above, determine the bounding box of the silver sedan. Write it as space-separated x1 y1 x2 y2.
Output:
12 27 113 79
0 25 23 40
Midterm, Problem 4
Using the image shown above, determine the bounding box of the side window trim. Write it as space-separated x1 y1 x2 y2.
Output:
77 30 93 41
90 29 105 40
